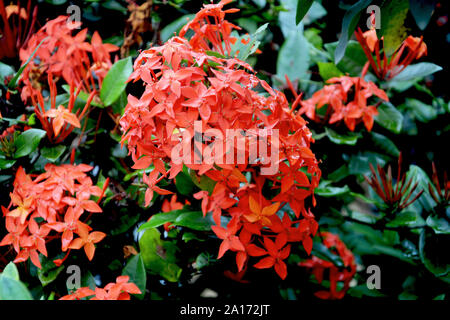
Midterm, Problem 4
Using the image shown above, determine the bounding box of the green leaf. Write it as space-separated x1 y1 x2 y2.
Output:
335 0 373 63
279 0 303 38
0 275 33 300
13 129 46 158
295 0 314 24
350 211 380 224
386 211 425 228
2 262 20 281
8 37 49 89
138 210 180 231
404 98 438 123
370 132 400 157
325 127 360 145
276 30 310 83
80 271 97 291
175 171 196 196
122 254 146 299
37 255 65 287
348 152 388 176
139 210 212 232
390 62 442 83
317 62 343 81
379 0 409 55
194 252 211 270
374 102 403 134
426 214 450 234
0 159 16 170
160 14 196 42
405 165 435 212
100 57 132 107
40 145 66 162
372 244 415 265
175 211 213 231
311 242 344 267
139 228 182 282
315 181 350 197
325 40 367 76
419 228 450 277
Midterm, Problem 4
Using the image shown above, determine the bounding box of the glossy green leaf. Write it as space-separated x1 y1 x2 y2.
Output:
175 171 196 196
325 40 367 76
139 228 182 282
317 62 343 81
0 159 16 170
13 129 46 158
37 255 65 287
379 0 409 55
374 102 403 134
276 30 310 83
325 127 360 145
122 253 146 299
0 275 33 300
41 145 66 162
370 132 400 157
335 0 372 63
2 262 20 281
390 62 442 83
295 0 314 24
100 57 132 107
419 228 450 277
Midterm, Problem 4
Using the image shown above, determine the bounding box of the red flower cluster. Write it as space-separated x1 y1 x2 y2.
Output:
355 27 427 80
19 15 118 102
299 232 356 299
120 1 321 279
60 275 141 300
299 75 389 131
0 164 107 268
0 0 37 59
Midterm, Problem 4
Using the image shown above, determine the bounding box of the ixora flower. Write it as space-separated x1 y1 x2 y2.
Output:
0 164 108 268
0 0 37 59
18 15 118 102
120 0 321 279
31 74 94 143
365 153 423 212
60 275 141 300
299 232 356 300
298 75 389 131
355 27 428 80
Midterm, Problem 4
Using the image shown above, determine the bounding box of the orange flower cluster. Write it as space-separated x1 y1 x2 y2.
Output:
60 275 141 300
0 164 107 268
120 0 321 279
299 75 389 131
299 232 356 299
355 27 427 80
19 15 118 102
